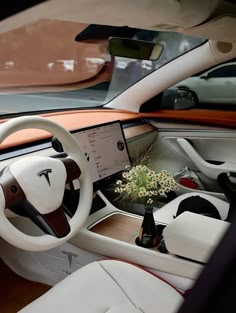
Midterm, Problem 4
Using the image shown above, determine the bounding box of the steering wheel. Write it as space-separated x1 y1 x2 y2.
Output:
0 116 93 251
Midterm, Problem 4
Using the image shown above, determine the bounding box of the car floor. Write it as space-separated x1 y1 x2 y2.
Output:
0 258 51 313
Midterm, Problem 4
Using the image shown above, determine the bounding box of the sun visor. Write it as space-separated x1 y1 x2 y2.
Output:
181 16 236 43
0 0 222 34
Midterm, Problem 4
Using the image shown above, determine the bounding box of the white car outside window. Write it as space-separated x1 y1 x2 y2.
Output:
173 62 236 105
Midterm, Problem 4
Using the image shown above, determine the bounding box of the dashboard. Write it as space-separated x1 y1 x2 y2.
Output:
0 118 154 185
0 109 234 154
0 118 155 219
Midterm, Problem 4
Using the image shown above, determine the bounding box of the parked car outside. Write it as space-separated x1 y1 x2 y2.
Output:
172 62 236 105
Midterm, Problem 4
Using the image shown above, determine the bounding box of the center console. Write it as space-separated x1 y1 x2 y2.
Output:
68 120 230 281
70 190 229 281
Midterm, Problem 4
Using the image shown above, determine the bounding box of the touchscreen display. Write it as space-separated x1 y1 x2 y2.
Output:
73 121 130 182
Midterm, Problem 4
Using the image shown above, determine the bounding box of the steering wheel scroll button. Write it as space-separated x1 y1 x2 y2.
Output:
0 167 26 208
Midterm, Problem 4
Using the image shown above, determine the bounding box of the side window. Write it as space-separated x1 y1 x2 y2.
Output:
158 60 236 111
208 65 236 78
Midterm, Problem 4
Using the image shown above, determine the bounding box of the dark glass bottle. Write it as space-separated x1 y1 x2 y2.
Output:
136 206 158 248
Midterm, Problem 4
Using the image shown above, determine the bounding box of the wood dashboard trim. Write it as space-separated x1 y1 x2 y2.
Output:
89 213 142 245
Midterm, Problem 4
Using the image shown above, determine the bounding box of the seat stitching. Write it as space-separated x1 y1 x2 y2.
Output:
98 262 138 309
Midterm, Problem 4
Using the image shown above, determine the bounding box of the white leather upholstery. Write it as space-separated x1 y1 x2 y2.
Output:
163 212 230 263
19 260 183 313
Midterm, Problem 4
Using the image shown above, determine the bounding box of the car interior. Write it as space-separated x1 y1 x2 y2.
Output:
0 0 236 312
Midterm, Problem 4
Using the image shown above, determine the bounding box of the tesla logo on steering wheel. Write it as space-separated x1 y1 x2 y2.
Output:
37 169 52 186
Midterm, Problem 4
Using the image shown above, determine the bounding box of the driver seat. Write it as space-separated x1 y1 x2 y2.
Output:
19 260 183 313
18 205 236 313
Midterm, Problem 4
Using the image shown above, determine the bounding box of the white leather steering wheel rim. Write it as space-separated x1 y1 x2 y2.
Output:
0 116 93 251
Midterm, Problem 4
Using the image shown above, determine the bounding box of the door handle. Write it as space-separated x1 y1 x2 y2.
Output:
177 138 236 180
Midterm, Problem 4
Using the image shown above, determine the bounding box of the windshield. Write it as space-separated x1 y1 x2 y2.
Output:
0 20 204 115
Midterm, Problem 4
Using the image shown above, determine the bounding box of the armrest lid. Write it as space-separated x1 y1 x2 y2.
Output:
163 211 230 263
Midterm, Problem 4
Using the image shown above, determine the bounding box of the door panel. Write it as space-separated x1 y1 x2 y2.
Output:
147 121 236 199
176 138 236 179
163 135 236 167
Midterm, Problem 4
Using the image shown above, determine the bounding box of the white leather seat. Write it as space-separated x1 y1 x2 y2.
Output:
19 260 183 313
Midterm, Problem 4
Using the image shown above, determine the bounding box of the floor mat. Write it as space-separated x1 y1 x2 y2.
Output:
0 258 51 312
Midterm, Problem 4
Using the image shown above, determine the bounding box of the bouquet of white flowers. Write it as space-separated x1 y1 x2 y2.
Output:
115 165 178 207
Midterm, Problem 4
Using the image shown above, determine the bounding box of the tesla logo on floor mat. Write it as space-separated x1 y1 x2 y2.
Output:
37 169 52 186
62 251 78 267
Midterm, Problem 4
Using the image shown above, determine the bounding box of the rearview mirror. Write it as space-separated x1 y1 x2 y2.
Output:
108 37 164 61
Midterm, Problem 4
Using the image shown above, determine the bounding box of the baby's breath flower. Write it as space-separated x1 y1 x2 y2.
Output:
147 198 153 205
122 172 127 179
115 164 178 206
